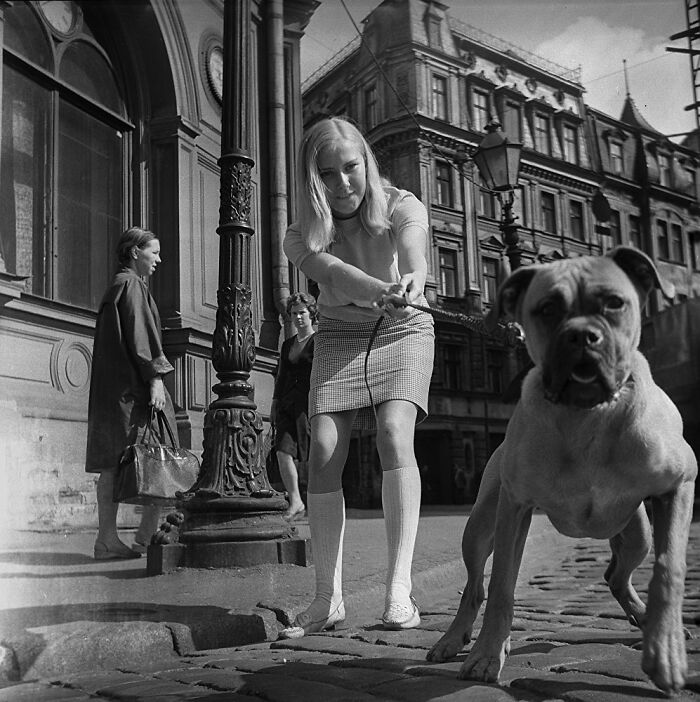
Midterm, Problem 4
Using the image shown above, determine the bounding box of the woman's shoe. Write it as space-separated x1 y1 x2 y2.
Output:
279 601 345 639
94 541 142 560
283 503 306 522
382 596 420 630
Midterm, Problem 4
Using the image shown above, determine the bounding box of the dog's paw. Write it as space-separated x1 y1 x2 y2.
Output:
427 631 468 662
457 639 509 683
642 626 687 693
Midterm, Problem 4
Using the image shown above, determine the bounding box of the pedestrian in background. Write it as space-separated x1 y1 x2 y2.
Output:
271 291 316 522
280 116 435 637
85 227 178 560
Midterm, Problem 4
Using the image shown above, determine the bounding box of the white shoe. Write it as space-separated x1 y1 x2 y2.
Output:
279 601 345 639
382 597 420 630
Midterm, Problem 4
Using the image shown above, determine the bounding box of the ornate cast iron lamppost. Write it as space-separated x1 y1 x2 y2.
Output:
149 0 308 572
472 121 523 270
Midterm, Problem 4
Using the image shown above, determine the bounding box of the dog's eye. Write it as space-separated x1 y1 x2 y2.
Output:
536 301 559 318
604 295 625 312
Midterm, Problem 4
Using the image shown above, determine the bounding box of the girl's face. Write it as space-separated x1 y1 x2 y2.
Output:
132 239 161 277
290 302 313 333
317 139 367 217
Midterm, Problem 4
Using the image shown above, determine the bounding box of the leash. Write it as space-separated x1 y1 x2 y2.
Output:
399 301 525 347
363 300 524 424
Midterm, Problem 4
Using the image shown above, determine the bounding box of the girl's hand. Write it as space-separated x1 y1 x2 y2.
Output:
149 376 166 411
374 283 410 319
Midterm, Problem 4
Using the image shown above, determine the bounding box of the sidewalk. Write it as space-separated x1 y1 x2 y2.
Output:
0 506 493 681
0 508 699 700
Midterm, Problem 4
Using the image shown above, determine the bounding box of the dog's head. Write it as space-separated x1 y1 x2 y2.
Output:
489 247 674 408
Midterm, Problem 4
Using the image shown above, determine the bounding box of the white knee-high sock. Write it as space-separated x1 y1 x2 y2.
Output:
383 466 421 606
307 490 345 615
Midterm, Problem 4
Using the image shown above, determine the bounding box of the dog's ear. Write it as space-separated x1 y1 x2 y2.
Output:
607 246 675 301
485 266 538 329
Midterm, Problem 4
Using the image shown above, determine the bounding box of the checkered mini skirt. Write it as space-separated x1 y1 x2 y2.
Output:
310 310 435 430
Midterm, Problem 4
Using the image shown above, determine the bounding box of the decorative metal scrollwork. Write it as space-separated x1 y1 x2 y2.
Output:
212 283 255 374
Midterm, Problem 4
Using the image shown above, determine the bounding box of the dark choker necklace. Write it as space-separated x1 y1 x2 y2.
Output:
333 209 359 221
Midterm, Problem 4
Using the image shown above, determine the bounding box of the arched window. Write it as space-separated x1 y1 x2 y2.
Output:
0 1 131 310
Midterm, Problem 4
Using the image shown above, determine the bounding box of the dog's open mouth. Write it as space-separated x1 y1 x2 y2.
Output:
546 359 617 408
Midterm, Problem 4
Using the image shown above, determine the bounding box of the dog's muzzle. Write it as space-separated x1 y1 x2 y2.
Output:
542 319 625 408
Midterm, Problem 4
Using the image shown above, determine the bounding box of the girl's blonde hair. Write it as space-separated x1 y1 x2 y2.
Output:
297 116 389 252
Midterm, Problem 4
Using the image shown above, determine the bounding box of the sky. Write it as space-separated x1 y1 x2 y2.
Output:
300 0 695 142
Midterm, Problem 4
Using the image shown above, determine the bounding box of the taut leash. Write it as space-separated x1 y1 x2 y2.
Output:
400 301 524 347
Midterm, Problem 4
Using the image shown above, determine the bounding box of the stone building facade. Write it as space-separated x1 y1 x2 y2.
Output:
301 0 700 506
0 0 318 530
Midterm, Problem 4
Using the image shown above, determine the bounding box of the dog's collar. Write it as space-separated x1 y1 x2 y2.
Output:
544 372 634 408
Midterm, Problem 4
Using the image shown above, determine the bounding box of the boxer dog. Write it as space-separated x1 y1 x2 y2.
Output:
427 246 697 693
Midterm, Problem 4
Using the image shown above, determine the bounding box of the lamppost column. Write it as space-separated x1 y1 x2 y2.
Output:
500 194 522 271
173 0 292 556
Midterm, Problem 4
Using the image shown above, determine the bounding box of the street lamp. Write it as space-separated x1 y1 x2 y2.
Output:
472 120 523 270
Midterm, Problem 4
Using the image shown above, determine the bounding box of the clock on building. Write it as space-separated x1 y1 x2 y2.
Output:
38 0 80 37
206 44 224 104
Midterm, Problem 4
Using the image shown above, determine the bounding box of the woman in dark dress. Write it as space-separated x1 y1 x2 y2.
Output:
271 292 316 521
85 227 179 559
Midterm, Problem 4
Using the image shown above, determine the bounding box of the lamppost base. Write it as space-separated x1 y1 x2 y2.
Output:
146 535 312 575
145 494 312 574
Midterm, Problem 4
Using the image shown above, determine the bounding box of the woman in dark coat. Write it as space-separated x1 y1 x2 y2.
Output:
85 227 179 559
271 292 316 521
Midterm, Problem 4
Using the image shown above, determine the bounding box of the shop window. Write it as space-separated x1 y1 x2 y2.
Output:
435 160 453 207
629 215 642 249
438 247 458 296
541 191 556 233
432 74 448 121
0 3 128 310
657 220 669 260
486 349 505 394
610 142 623 174
442 343 463 390
569 199 584 240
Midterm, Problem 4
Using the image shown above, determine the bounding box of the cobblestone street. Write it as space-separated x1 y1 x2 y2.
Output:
3 516 699 701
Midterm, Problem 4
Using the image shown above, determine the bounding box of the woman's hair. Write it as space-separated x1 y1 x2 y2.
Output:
297 116 389 252
116 226 157 266
286 291 318 323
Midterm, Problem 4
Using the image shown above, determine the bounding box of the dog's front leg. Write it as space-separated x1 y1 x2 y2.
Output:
459 488 532 683
643 479 694 693
427 459 501 663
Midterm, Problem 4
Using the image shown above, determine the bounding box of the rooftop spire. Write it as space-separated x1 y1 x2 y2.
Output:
623 58 630 98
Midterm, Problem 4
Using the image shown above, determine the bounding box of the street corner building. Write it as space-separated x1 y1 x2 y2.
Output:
0 0 318 531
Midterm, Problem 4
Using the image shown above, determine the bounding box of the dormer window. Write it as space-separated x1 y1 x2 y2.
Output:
610 142 624 174
658 153 671 187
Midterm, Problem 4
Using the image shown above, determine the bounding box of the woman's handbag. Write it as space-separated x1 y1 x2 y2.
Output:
114 408 200 505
